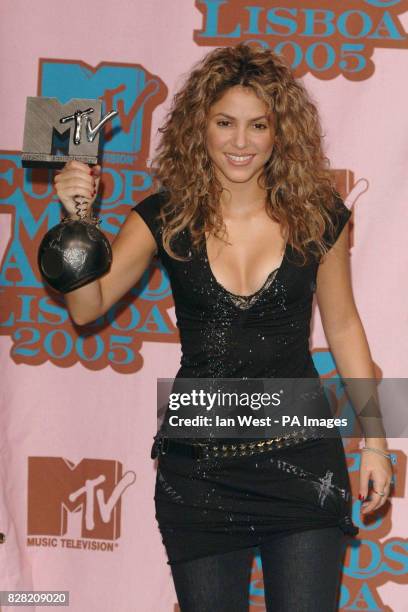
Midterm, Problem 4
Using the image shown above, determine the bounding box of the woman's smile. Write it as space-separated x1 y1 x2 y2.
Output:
224 153 256 166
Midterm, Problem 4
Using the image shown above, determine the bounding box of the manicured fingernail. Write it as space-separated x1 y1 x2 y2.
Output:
358 494 363 500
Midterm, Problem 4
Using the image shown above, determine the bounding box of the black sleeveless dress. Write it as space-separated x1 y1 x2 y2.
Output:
132 193 359 565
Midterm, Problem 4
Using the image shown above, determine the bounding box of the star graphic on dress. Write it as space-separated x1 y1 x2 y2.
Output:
312 470 336 507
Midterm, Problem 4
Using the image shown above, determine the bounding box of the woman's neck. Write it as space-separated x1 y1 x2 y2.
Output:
219 183 268 219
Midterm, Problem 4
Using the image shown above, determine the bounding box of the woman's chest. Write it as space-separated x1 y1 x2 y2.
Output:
161 233 318 315
204 219 286 297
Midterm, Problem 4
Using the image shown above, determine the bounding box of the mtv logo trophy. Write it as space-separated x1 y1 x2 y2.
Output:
21 97 118 293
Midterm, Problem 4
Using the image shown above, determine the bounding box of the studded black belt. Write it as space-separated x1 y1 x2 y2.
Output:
151 427 322 460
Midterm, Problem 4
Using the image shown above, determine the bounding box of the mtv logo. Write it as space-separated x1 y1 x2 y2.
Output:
39 60 166 157
27 457 136 540
21 97 115 167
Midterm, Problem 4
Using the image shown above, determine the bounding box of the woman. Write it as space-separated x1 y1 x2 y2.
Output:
55 44 393 611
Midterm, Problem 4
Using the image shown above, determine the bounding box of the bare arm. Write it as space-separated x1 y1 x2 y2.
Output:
316 222 389 445
316 223 373 378
316 221 392 513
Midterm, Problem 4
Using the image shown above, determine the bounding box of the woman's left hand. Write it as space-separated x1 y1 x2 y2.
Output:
359 450 393 514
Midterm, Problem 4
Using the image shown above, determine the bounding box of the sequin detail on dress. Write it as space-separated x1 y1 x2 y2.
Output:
157 469 184 504
196 250 289 378
272 458 351 507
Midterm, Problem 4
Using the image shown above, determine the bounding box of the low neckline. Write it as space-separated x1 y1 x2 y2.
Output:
203 237 288 300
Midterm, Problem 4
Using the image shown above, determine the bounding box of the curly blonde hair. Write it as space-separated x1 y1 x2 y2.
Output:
152 42 341 264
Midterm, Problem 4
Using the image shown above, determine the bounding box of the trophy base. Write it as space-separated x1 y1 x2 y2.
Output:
22 153 98 169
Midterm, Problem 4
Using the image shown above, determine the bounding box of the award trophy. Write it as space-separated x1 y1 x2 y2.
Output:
22 97 118 293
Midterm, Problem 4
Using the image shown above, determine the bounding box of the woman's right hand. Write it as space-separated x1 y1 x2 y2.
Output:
54 160 101 219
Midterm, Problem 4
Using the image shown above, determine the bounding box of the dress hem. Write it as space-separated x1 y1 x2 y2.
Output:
162 517 359 566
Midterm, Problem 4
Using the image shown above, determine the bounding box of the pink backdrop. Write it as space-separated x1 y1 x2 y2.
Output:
1 1 407 610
